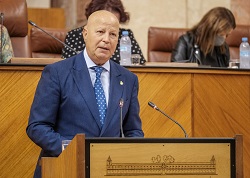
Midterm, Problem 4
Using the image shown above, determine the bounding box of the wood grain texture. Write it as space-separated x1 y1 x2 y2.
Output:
193 73 250 137
90 142 231 177
27 8 66 35
42 135 239 177
42 134 85 178
0 65 249 177
0 68 43 178
137 72 192 138
130 67 250 178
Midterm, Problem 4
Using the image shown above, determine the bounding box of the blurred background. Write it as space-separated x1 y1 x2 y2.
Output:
26 0 250 61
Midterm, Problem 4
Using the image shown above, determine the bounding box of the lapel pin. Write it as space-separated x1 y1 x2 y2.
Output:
120 81 123 85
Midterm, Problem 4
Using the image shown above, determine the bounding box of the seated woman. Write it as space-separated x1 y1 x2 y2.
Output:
62 0 146 64
0 25 14 63
171 7 236 67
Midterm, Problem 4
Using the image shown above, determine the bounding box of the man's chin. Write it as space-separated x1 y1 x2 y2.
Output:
94 54 111 63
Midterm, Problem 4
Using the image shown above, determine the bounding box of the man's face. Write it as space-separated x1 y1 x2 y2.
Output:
83 11 119 65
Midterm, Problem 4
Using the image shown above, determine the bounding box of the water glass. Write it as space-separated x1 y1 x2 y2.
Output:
62 140 71 151
131 54 141 65
229 59 240 68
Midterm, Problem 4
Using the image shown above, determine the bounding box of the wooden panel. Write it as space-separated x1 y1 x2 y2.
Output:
0 65 249 177
90 142 231 177
41 135 239 177
0 68 42 178
27 8 66 35
131 67 249 178
11 57 62 64
137 72 192 138
42 134 85 178
193 73 250 176
193 74 250 136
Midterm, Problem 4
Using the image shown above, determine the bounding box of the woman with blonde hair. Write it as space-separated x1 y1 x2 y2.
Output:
171 7 236 67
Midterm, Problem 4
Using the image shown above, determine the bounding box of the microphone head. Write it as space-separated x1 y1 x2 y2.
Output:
0 13 4 21
119 98 124 108
148 101 159 110
28 20 37 27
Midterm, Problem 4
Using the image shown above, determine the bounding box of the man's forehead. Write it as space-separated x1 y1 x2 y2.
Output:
88 10 119 23
88 18 119 31
93 24 119 32
91 16 118 25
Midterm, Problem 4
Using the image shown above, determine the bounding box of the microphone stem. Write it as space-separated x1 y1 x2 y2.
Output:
158 109 188 138
30 22 79 55
120 107 124 138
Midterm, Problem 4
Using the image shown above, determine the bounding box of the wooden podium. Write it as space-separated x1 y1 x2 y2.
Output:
41 134 243 178
41 134 85 178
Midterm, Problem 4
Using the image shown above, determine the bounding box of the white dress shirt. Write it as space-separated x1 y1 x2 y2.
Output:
84 49 110 106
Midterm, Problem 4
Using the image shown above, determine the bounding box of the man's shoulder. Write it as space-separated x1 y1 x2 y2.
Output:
47 53 80 70
111 61 137 78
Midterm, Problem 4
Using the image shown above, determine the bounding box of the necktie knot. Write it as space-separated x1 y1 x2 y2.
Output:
93 66 104 79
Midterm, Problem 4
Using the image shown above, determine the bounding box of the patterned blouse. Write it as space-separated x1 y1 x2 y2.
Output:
61 26 146 64
0 25 14 63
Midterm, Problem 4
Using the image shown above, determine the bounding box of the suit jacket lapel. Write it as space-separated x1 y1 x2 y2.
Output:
101 62 124 135
71 53 102 129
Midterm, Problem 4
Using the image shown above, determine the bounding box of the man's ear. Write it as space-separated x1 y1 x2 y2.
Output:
82 27 87 40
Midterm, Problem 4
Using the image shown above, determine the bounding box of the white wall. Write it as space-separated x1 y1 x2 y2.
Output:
26 0 50 8
121 0 186 60
187 0 230 27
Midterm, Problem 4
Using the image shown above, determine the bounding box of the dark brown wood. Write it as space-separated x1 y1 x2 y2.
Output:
235 134 244 178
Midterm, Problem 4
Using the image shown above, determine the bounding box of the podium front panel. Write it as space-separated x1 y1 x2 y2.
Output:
85 138 235 178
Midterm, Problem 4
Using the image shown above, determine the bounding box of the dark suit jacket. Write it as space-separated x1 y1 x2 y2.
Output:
26 52 144 178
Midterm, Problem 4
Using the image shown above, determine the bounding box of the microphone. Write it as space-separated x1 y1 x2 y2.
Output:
119 98 125 138
148 101 188 138
0 13 4 63
0 13 4 21
28 20 79 55
0 13 4 22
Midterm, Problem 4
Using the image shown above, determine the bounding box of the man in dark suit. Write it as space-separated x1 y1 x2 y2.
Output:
26 10 144 178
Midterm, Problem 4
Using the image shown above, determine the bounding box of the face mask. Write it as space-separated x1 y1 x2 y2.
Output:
214 35 225 46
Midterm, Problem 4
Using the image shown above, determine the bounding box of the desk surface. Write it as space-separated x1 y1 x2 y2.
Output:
4 58 250 74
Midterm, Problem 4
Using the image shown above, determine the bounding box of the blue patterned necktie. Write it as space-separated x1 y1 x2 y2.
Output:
92 66 107 126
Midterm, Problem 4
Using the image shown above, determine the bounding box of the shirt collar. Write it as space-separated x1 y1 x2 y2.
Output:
84 48 110 72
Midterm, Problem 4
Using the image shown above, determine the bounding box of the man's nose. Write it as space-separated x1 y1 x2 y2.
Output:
102 33 110 43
